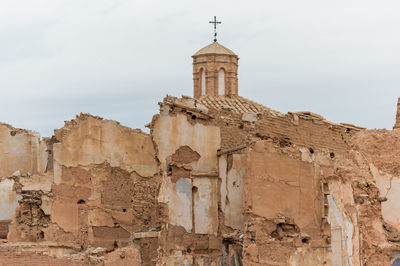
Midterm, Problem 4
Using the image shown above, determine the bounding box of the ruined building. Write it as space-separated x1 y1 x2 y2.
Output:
2 37 400 266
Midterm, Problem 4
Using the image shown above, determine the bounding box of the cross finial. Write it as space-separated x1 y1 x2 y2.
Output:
209 16 221 42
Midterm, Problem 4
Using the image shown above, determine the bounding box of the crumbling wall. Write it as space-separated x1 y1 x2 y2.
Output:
48 114 159 262
0 114 160 265
52 114 158 179
0 123 48 241
333 128 400 265
152 96 366 265
197 95 365 265
151 99 222 263
0 179 21 238
152 95 400 265
152 96 370 265
0 123 46 177
0 244 141 266
219 152 245 231
0 245 88 266
326 179 359 266
4 94 400 265
242 139 333 265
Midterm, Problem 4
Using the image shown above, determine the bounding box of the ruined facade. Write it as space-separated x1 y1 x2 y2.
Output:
1 41 400 266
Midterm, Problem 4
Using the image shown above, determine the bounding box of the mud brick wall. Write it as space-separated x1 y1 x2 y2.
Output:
0 246 86 266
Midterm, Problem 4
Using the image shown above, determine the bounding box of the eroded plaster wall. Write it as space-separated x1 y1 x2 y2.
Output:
219 153 245 231
334 128 400 265
0 123 47 241
0 114 163 265
153 103 220 234
0 123 45 178
151 96 367 265
151 101 223 263
242 140 333 265
0 179 21 238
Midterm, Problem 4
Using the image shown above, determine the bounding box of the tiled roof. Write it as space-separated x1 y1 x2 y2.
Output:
162 95 364 130
198 95 284 116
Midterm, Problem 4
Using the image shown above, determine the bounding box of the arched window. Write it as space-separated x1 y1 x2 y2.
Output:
200 69 206 95
218 68 225 95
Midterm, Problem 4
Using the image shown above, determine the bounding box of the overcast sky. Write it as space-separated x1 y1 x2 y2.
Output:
1 0 400 137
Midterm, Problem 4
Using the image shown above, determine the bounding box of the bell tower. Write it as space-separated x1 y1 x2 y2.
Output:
192 17 239 99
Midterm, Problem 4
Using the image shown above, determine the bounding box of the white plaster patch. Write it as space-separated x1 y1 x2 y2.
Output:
162 178 192 232
327 195 354 266
0 179 21 220
154 112 221 172
173 178 192 232
20 174 53 192
299 147 312 163
224 154 245 231
39 141 48 174
0 124 43 178
52 149 62 185
219 155 227 211
370 163 400 231
193 178 218 235
41 195 53 215
242 112 258 122
299 147 333 165
383 177 400 228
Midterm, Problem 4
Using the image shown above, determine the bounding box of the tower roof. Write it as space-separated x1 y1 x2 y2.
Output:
193 42 237 57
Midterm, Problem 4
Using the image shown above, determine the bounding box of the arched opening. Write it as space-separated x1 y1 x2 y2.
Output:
218 68 225 95
200 69 206 95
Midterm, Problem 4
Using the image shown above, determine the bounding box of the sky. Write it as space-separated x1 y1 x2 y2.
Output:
1 0 400 137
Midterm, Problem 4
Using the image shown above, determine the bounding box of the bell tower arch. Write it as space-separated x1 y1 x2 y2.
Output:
192 42 239 98
192 17 239 98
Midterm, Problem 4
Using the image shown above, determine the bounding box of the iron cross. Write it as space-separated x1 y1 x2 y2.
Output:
209 16 221 42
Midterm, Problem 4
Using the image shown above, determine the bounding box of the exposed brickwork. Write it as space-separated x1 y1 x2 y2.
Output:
199 95 269 114
0 246 86 266
255 111 356 153
0 221 9 239
198 95 361 152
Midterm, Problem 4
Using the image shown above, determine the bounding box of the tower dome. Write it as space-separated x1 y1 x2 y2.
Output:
192 41 239 99
193 42 237 57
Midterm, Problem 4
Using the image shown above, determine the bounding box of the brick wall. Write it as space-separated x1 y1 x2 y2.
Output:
255 111 355 152
0 246 86 266
217 109 359 153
